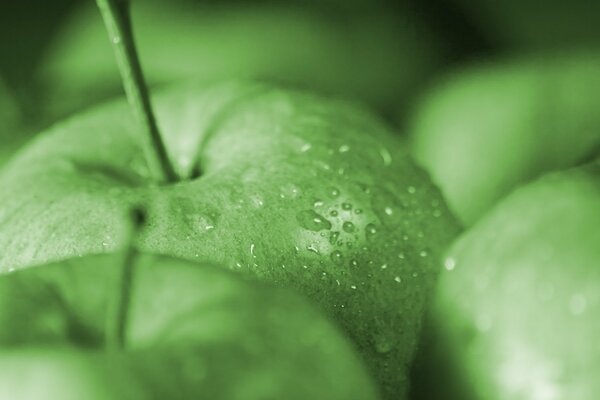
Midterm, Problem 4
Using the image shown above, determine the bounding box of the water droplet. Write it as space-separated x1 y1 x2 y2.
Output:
330 250 343 264
385 207 393 216
342 203 352 211
307 244 320 254
300 143 312 152
379 147 392 166
250 244 256 258
444 257 456 271
407 186 416 194
318 162 332 171
365 223 377 242
280 184 301 199
314 200 324 207
336 279 341 286
296 210 332 231
374 336 394 353
329 188 340 198
112 36 121 44
330 210 339 217
380 264 388 270
338 144 350 153
394 276 402 283
569 294 587 315
350 259 359 268
327 231 340 245
419 250 428 258
342 221 356 233
433 209 443 218
350 285 357 290
354 209 363 214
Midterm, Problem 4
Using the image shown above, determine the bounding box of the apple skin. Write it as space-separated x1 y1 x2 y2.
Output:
0 81 460 398
0 252 379 399
409 52 600 226
37 1 442 119
417 163 600 399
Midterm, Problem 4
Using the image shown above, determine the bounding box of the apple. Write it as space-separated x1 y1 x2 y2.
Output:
415 162 600 399
36 0 443 119
0 252 379 399
0 78 461 399
409 52 600 226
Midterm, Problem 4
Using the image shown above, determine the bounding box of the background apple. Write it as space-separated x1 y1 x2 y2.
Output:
0 81 460 399
408 51 600 225
0 252 379 399
412 162 600 399
36 0 445 121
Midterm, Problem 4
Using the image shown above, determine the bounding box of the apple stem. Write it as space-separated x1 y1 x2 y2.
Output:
105 207 146 351
96 0 177 184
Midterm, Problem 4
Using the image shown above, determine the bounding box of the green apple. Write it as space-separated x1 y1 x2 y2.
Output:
419 162 600 399
409 52 600 226
0 80 460 398
0 252 378 399
36 0 443 119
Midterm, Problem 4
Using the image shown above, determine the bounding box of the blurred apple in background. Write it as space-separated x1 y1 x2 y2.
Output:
412 162 600 399
0 253 379 399
35 0 445 120
409 51 600 226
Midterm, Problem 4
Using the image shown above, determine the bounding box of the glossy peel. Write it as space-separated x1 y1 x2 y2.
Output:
0 81 460 398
